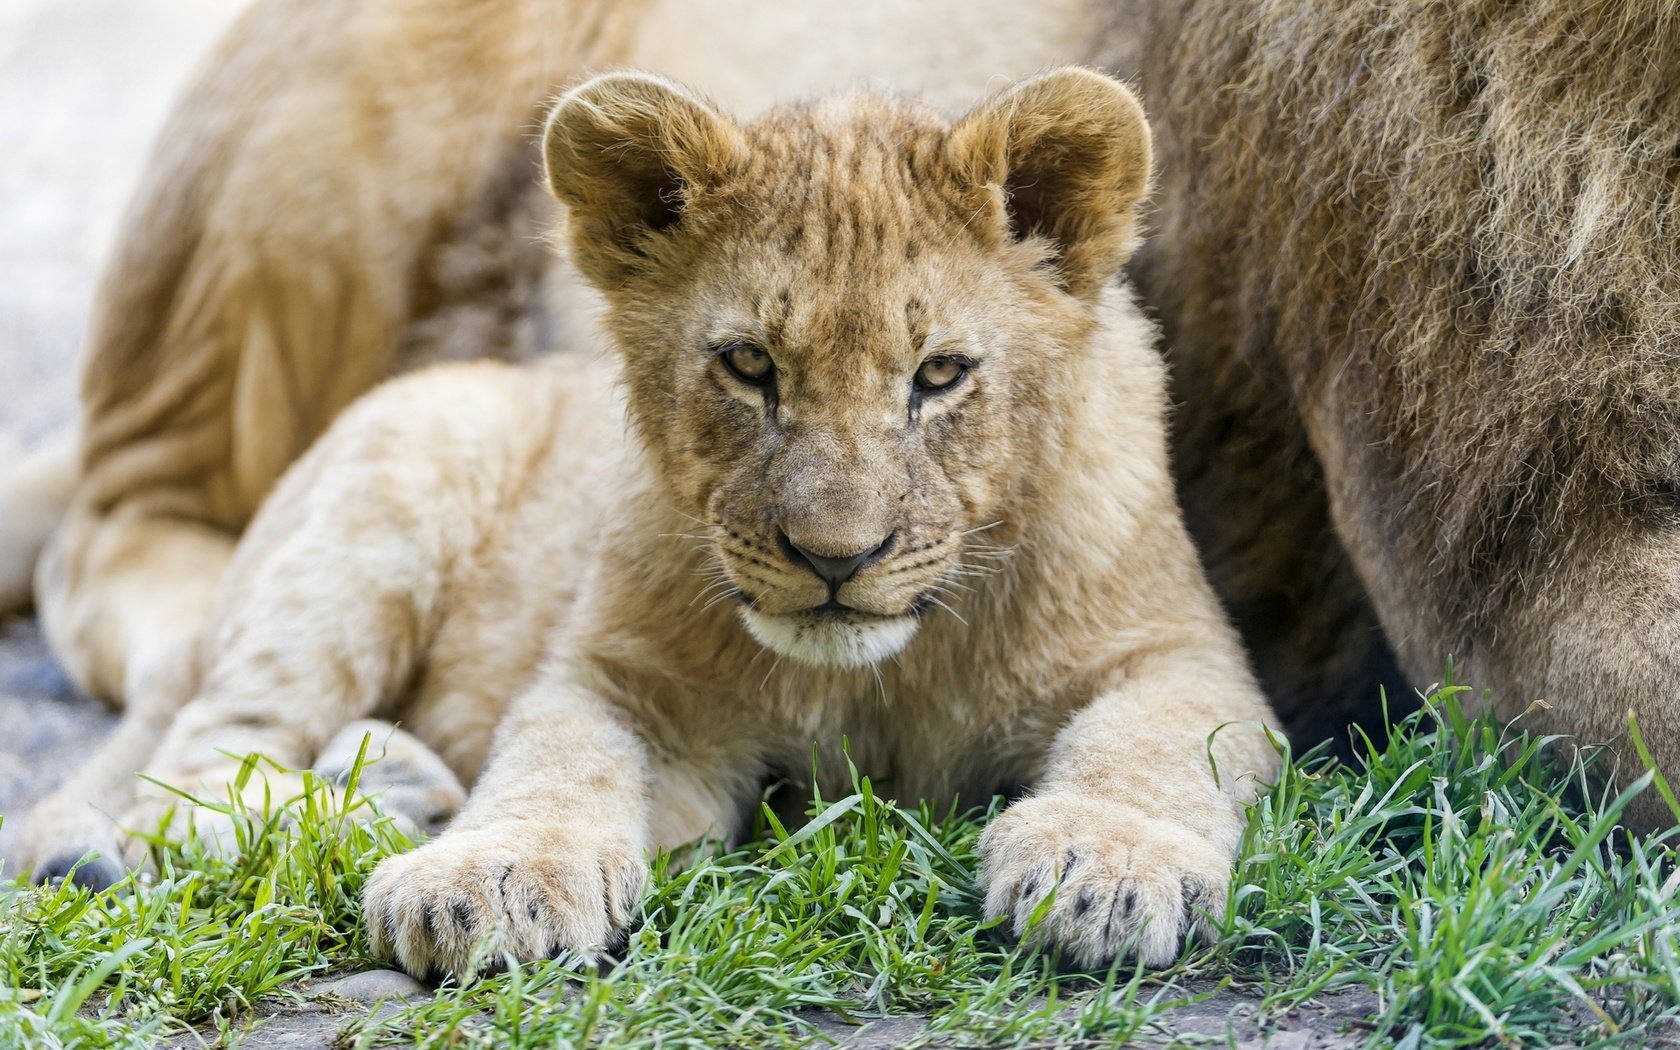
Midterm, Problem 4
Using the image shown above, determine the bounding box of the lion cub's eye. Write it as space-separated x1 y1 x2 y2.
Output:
914 355 969 392
719 342 775 385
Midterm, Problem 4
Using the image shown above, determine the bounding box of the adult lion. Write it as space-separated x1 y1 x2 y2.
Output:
5 0 1678 856
1117 0 1680 827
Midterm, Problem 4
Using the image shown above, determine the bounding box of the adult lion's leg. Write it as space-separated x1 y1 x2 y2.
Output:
1289 385 1680 830
39 0 639 706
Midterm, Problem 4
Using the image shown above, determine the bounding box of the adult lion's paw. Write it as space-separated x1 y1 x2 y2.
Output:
363 825 646 980
979 793 1234 968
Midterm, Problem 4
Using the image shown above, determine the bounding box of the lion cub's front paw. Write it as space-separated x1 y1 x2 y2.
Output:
363 825 646 980
979 793 1235 968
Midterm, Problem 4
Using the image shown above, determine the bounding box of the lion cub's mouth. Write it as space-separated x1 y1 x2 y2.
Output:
737 603 922 669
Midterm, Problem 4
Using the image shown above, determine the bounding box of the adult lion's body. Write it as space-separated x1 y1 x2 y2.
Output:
1115 0 1680 822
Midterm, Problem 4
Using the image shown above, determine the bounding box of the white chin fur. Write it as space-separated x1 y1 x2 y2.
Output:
739 608 920 669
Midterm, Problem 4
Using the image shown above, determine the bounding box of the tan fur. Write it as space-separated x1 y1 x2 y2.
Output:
4 1 1675 899
0 432 76 612
1101 0 1680 822
17 72 1278 977
6 0 1674 885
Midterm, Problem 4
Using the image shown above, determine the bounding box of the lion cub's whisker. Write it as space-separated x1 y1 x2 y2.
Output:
923 593 969 627
689 579 739 609
699 591 744 614
758 653 787 692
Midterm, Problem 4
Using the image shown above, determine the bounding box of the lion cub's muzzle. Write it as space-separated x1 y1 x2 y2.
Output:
716 523 958 669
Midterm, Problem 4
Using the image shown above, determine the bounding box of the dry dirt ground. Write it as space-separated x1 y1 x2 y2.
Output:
0 5 1374 1046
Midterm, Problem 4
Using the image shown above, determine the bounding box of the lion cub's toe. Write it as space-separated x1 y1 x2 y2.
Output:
979 794 1234 969
363 825 646 980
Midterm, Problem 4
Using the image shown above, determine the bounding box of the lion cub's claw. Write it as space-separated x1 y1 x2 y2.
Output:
363 827 646 980
979 794 1232 969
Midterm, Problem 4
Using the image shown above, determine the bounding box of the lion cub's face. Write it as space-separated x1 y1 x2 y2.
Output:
545 70 1151 668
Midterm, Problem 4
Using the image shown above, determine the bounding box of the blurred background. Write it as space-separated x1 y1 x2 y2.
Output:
0 0 240 445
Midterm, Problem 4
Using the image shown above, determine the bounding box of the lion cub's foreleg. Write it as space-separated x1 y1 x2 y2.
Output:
980 643 1279 968
362 664 750 978
361 674 650 979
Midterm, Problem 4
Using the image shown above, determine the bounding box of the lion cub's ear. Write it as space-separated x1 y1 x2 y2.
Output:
543 72 748 285
946 68 1152 299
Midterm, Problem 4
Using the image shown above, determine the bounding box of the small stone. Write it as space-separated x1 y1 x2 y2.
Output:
310 969 427 1004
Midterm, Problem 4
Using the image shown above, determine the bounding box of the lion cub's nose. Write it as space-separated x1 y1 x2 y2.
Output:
778 530 896 590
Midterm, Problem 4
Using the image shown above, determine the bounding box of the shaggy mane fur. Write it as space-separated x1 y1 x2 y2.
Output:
1114 0 1680 791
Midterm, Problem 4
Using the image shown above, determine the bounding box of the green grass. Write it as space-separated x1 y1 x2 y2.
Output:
4 679 1680 1048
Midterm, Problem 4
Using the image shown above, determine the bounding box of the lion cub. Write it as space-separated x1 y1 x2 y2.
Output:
62 68 1281 976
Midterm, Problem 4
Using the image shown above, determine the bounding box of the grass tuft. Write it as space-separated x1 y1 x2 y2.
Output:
4 677 1680 1047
